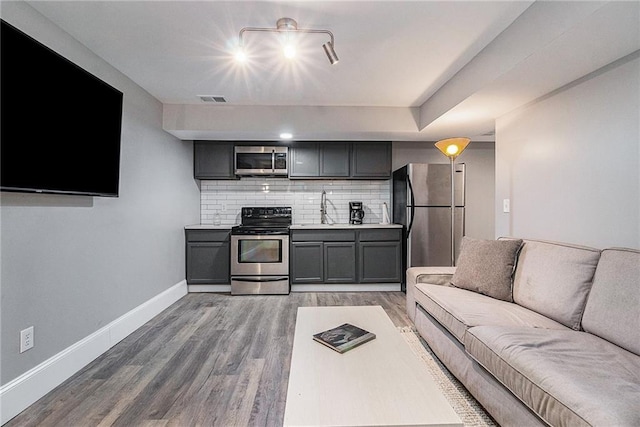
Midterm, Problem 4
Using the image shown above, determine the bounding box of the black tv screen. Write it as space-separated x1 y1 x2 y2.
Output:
1 20 123 197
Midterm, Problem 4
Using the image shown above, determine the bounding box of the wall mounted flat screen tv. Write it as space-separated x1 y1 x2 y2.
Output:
1 20 123 197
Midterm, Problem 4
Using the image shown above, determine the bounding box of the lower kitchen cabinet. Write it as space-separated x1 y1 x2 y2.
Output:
324 242 357 283
185 229 230 284
290 242 324 283
290 228 401 286
359 241 402 282
290 230 356 284
358 228 402 283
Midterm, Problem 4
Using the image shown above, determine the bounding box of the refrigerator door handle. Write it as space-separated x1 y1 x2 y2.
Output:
407 177 416 235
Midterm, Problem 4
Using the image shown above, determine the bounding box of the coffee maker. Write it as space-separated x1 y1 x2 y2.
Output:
349 202 365 225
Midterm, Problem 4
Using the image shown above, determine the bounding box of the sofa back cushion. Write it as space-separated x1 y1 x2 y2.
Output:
512 239 600 330
582 248 640 356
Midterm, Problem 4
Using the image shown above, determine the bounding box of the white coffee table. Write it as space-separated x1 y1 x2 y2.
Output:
283 306 463 427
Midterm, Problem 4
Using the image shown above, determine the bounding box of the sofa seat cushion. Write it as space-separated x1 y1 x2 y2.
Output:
466 326 640 427
414 283 567 344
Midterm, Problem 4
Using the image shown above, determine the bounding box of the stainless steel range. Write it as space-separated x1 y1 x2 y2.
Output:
231 207 291 295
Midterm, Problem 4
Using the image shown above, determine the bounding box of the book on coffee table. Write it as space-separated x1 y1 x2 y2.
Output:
313 323 376 353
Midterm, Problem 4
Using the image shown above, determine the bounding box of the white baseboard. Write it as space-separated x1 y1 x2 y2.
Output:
0 280 187 425
291 283 401 292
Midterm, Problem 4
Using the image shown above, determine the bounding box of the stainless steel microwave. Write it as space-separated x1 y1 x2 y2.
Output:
235 146 288 176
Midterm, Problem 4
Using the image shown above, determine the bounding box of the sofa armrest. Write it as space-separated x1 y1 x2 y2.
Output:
406 267 456 322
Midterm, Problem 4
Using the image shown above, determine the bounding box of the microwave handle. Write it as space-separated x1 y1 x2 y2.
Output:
271 149 275 173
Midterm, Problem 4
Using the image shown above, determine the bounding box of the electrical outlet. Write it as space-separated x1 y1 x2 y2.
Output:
20 326 34 353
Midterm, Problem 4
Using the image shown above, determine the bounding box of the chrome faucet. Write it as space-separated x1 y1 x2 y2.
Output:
320 190 327 224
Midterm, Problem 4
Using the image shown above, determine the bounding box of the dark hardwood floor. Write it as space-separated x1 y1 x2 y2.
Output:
7 292 411 427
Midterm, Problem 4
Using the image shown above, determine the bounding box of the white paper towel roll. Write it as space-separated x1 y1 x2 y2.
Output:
381 202 390 224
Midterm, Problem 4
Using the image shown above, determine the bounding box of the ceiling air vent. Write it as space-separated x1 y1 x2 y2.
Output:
199 95 227 103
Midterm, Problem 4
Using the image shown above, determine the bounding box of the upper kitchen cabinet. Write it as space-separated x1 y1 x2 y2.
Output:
289 142 350 178
193 140 391 180
320 143 351 177
289 142 390 179
193 141 237 180
351 142 391 178
289 143 320 177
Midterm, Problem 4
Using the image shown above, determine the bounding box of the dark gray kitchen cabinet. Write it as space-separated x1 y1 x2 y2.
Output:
193 141 236 179
289 143 320 177
290 229 356 284
320 143 351 177
324 242 357 283
289 143 351 178
290 241 324 283
290 228 400 286
359 242 402 282
351 142 391 178
185 229 230 284
358 229 402 283
289 142 389 179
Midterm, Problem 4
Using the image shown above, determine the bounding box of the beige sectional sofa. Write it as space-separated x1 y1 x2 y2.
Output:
406 238 640 427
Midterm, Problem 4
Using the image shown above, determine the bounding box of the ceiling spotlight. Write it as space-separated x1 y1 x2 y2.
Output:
237 17 339 65
280 132 293 140
234 49 247 63
283 44 296 59
322 41 339 65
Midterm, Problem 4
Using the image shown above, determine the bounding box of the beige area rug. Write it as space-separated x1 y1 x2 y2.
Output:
398 326 497 427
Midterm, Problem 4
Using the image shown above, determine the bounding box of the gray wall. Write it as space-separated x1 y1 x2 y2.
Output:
392 141 496 240
0 3 200 385
495 53 639 249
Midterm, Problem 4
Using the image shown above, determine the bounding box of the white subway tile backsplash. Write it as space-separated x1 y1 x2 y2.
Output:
199 178 391 225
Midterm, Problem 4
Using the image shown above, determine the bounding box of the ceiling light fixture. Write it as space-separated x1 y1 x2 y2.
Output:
237 17 339 65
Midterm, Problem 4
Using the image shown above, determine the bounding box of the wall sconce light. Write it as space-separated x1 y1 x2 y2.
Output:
434 137 471 266
236 17 339 65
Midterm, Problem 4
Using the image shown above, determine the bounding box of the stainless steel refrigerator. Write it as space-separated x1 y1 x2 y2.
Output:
392 163 465 275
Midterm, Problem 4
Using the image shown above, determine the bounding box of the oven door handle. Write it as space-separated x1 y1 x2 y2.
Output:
232 276 288 282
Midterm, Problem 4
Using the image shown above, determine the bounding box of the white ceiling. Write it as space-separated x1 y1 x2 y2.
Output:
24 1 640 142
